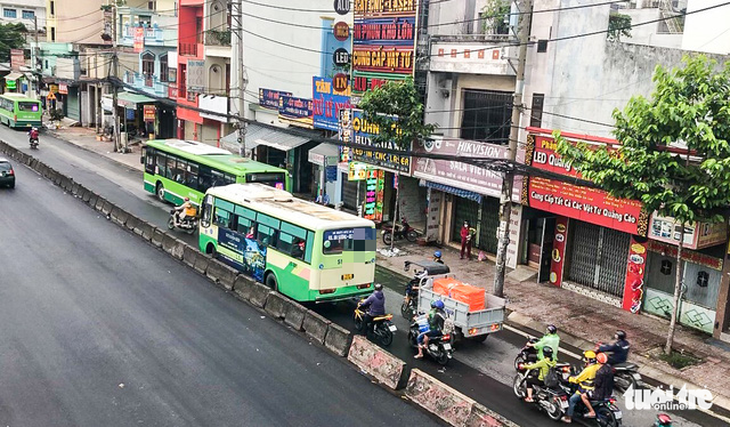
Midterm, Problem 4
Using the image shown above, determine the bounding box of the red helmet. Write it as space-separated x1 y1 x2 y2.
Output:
184 197 190 201
596 352 608 364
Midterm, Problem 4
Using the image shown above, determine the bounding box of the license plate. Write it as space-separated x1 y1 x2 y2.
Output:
560 400 569 409
442 343 452 350
614 410 622 419
341 274 354 280
631 373 642 380
388 325 397 332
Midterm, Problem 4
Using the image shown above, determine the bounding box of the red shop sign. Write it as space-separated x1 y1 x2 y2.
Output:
525 133 648 236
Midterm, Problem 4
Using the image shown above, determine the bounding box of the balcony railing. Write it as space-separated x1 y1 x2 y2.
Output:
179 42 198 56
205 29 231 46
121 24 165 46
123 71 169 97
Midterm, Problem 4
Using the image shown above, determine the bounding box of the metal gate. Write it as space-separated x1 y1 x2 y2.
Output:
450 196 499 253
567 221 629 297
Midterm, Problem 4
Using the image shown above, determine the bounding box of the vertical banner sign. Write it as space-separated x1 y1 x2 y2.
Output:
352 0 417 95
312 76 353 131
364 168 384 222
186 60 205 93
339 108 352 162
549 217 569 287
622 237 648 313
134 27 145 52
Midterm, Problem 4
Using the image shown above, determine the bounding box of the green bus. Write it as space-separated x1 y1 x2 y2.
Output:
142 139 290 207
0 94 42 129
199 183 377 302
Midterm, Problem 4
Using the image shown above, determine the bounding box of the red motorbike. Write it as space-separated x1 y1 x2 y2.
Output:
381 217 418 245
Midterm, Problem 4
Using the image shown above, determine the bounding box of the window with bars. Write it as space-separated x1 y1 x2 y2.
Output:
460 89 513 143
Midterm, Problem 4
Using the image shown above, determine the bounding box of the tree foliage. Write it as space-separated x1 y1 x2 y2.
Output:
608 13 632 42
481 0 511 35
358 78 437 151
0 23 27 62
556 56 730 226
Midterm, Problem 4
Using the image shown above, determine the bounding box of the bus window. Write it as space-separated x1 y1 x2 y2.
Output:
18 102 40 112
323 229 353 254
144 147 155 174
235 215 251 234
201 194 213 227
166 156 176 180
175 159 187 184
199 165 213 190
256 224 277 247
186 162 199 190
211 169 226 187
213 207 231 229
343 227 376 252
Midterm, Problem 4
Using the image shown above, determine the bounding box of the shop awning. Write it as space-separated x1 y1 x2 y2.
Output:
115 92 156 108
4 72 23 81
421 180 483 203
307 143 339 166
221 123 311 151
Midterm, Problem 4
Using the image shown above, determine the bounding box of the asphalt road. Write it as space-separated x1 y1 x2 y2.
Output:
0 127 726 426
0 159 441 426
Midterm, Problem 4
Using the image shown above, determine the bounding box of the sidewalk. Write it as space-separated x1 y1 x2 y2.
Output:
47 126 730 414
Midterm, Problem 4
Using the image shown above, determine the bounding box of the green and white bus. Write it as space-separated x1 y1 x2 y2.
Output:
0 94 42 129
142 139 290 207
199 183 377 302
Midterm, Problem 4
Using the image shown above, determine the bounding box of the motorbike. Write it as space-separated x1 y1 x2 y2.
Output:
407 317 454 365
381 217 418 245
29 137 39 149
596 343 646 393
353 302 396 346
167 209 198 234
401 278 421 319
559 380 623 427
514 338 539 370
512 366 570 421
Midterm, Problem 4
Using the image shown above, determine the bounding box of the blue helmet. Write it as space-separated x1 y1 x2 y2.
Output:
434 250 442 258
431 300 445 309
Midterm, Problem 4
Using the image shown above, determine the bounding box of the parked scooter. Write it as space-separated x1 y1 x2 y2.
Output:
408 316 454 365
353 302 396 346
513 364 571 421
381 216 418 245
167 209 198 234
514 338 539 370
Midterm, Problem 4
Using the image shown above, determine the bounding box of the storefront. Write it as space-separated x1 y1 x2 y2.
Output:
413 136 521 256
308 143 340 204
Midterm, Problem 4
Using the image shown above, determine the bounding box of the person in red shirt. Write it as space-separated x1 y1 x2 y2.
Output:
460 220 473 260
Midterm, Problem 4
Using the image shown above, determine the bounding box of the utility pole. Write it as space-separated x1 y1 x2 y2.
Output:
33 16 39 99
111 1 120 153
493 0 532 298
232 0 247 157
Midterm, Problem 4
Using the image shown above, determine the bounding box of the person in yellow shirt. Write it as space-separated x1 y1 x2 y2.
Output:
521 346 557 402
174 197 197 226
562 350 600 423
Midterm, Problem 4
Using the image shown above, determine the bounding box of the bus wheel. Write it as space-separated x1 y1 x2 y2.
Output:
265 273 278 292
156 182 166 202
206 243 217 257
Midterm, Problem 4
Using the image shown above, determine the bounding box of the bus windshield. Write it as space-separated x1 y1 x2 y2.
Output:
322 227 376 254
245 172 286 189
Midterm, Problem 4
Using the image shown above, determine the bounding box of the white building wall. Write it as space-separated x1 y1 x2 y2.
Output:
0 0 45 29
682 0 730 54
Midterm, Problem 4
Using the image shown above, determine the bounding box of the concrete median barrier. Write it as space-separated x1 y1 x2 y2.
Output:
94 196 106 212
193 252 210 274
467 403 518 427
81 188 92 203
405 369 474 426
206 260 237 290
347 335 405 390
249 282 271 308
138 221 155 241
125 215 140 232
87 193 98 208
161 234 185 260
264 292 287 319
324 323 351 357
283 299 306 331
303 311 330 345
151 228 165 248
110 207 129 227
182 245 198 268
101 200 114 216
233 274 253 300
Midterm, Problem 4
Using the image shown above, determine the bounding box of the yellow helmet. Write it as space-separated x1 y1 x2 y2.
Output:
583 350 597 362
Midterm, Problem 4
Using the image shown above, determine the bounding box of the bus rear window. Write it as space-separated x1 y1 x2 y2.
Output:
246 172 286 189
323 227 375 254
18 102 39 112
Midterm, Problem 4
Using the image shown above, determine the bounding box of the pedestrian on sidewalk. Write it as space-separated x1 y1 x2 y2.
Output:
460 220 474 260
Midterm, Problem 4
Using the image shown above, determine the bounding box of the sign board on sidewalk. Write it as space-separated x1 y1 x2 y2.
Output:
143 105 156 121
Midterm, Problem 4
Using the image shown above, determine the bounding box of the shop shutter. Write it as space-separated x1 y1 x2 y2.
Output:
451 197 480 244
567 221 629 297
477 197 500 253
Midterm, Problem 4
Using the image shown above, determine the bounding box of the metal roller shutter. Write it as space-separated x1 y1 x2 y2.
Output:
567 221 629 297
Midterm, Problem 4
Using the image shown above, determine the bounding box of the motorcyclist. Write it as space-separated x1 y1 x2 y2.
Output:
174 197 197 226
562 350 600 424
28 127 39 144
415 300 446 359
527 324 560 361
404 270 426 306
433 250 444 264
359 283 386 335
597 330 630 365
520 345 557 403
582 352 614 419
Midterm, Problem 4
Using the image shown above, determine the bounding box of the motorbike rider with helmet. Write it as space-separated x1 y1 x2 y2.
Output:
521 345 557 403
28 127 39 146
174 197 197 227
415 300 446 359
597 330 631 365
433 250 444 264
405 270 426 306
359 283 386 336
527 324 560 361
562 350 600 424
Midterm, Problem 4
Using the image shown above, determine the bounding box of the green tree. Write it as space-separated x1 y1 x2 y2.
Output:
607 13 632 42
0 23 27 62
359 78 437 250
556 56 730 354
